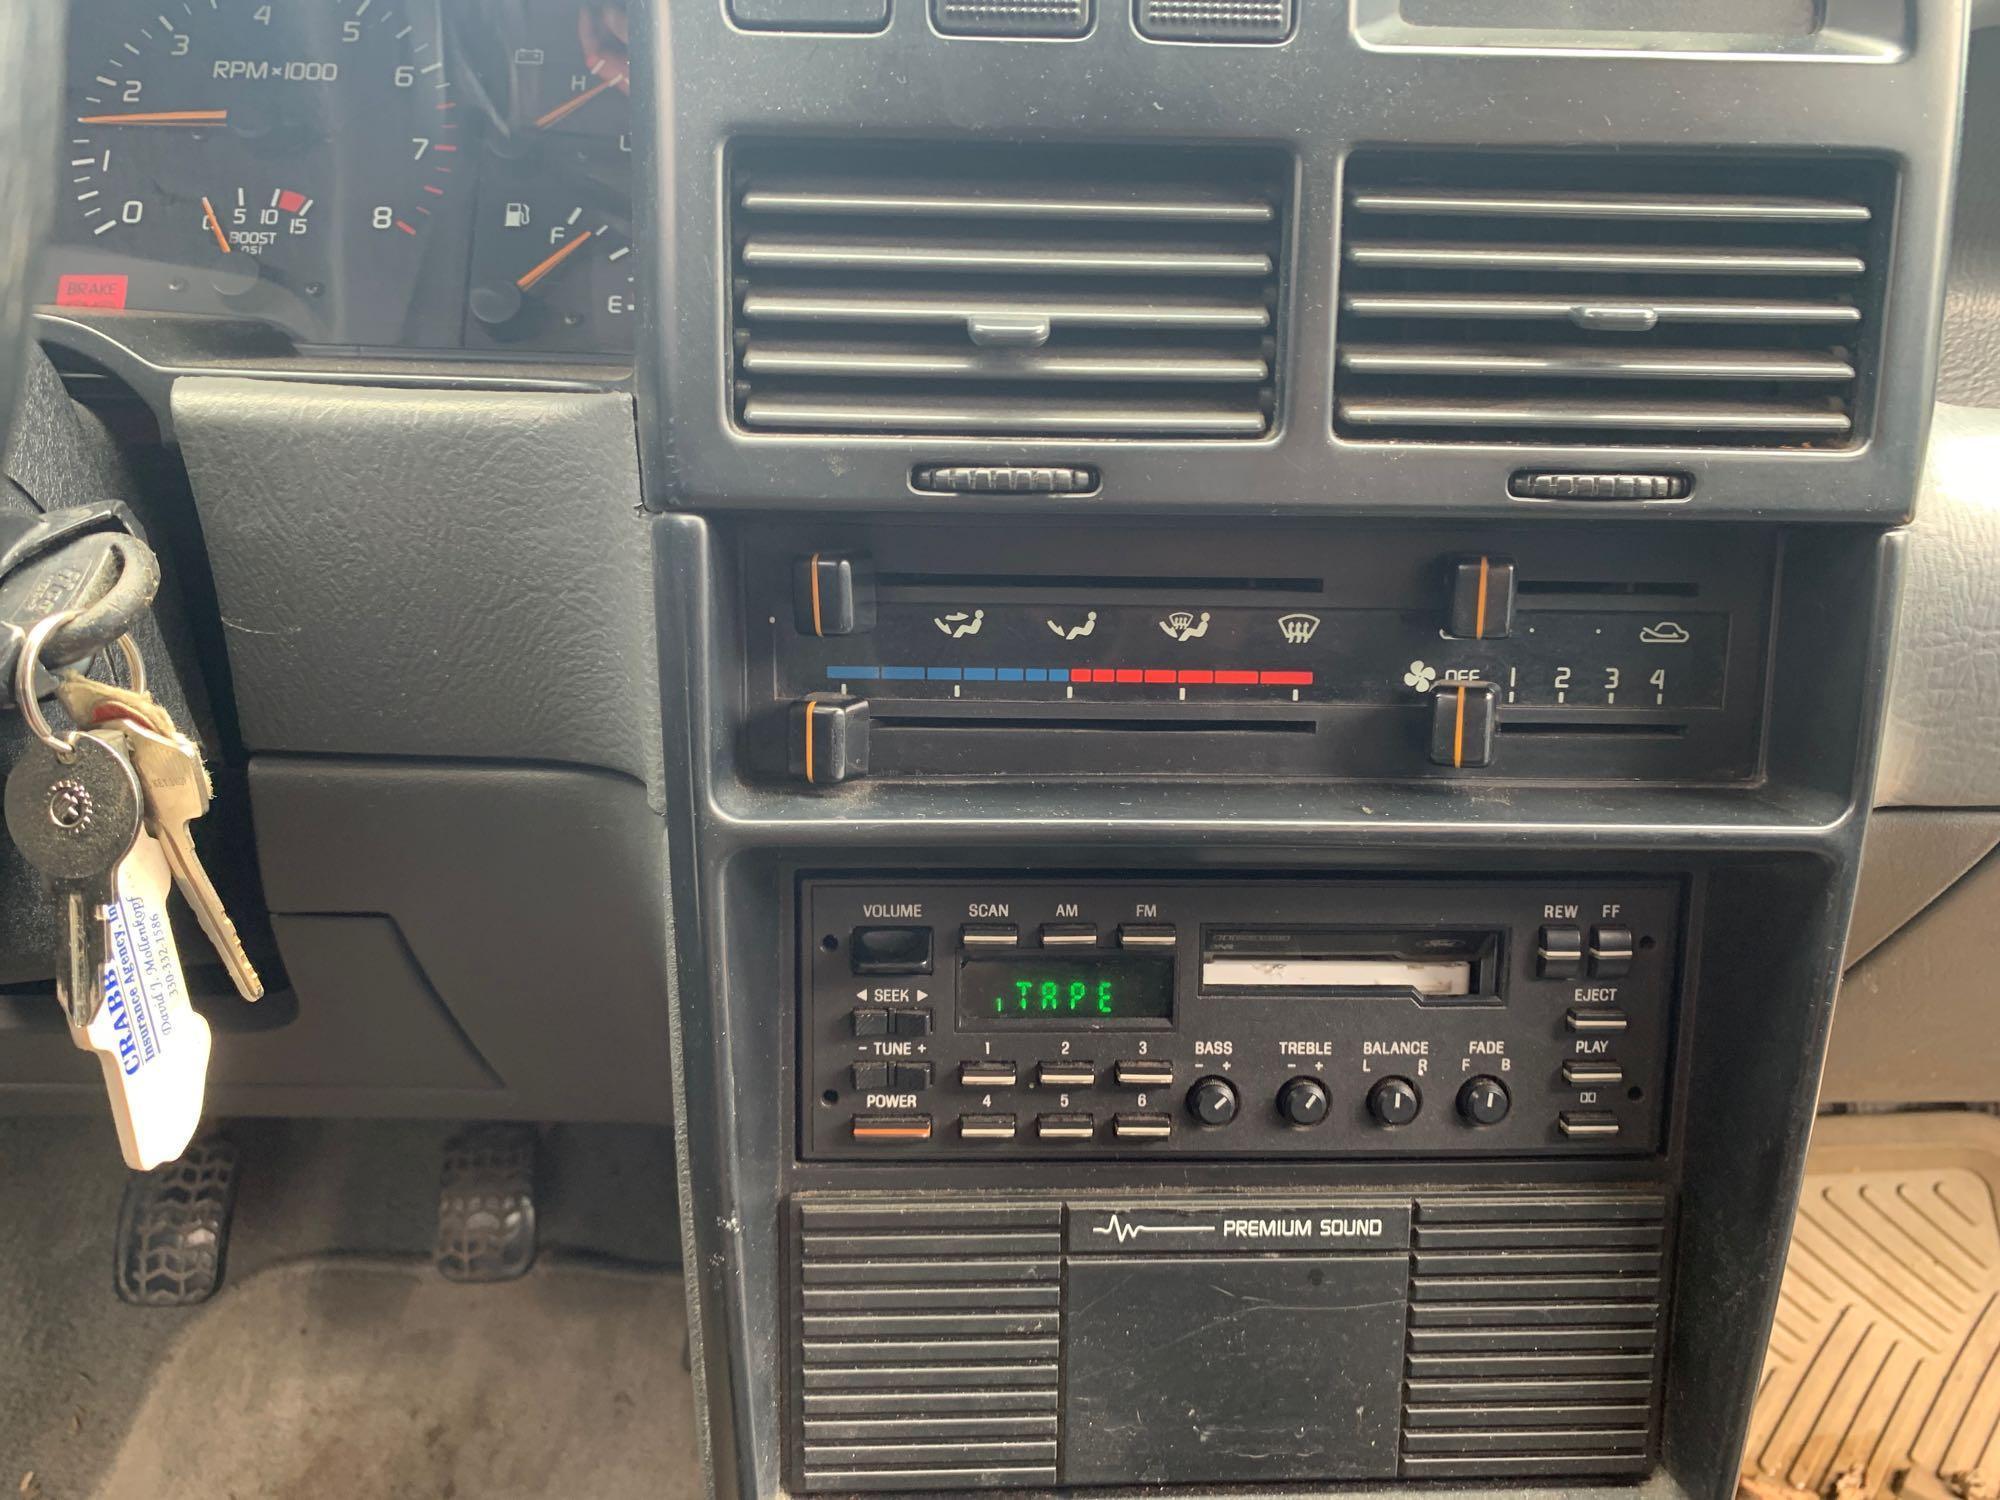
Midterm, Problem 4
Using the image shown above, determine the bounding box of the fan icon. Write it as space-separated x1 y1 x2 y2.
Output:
1403 660 1439 694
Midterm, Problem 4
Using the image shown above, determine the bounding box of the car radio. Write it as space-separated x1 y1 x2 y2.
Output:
799 876 1679 1160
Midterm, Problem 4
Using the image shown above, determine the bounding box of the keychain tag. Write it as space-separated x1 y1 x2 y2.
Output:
72 826 212 1170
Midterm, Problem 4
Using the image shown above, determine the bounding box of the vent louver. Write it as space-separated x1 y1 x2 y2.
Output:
731 142 1286 440
1335 154 1894 448
1400 1194 1670 1479
793 1201 1063 1493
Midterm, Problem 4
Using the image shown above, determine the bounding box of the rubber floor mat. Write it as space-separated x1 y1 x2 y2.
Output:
1743 1112 2000 1497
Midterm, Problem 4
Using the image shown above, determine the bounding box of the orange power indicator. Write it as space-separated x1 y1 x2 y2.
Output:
852 1119 932 1141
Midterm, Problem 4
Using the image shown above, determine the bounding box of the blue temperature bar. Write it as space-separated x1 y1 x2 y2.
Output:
828 666 1059 683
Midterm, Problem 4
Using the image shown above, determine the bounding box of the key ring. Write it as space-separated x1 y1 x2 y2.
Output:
11 611 146 757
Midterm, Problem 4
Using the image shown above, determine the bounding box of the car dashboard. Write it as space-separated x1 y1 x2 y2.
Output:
6 0 1997 1497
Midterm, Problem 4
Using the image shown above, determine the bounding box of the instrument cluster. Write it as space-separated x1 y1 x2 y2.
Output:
45 0 636 359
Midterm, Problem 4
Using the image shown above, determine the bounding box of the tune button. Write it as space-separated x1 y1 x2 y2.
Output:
1187 1076 1239 1127
1367 1076 1422 1127
1277 1076 1331 1127
1458 1075 1512 1127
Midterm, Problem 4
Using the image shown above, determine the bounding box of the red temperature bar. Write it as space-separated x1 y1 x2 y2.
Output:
1067 668 1314 686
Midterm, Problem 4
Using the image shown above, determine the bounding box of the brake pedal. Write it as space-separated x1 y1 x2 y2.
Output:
113 1135 239 1307
435 1123 539 1283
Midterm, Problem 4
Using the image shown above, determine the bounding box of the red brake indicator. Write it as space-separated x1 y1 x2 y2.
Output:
55 273 128 310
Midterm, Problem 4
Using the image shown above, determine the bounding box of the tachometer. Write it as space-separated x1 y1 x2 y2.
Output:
52 0 468 345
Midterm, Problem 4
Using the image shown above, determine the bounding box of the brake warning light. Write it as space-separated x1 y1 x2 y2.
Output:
55 274 128 310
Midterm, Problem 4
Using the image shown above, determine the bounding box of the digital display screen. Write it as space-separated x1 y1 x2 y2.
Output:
958 956 1175 1030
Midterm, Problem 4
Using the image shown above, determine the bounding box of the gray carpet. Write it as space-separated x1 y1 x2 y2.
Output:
0 1118 695 1500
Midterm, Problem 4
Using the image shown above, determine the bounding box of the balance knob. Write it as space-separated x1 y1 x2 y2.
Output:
1277 1076 1330 1127
1458 1075 1512 1127
1367 1076 1422 1127
1187 1076 1239 1127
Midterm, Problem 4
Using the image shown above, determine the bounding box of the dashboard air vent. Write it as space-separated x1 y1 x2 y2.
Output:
730 141 1286 440
1335 154 1894 448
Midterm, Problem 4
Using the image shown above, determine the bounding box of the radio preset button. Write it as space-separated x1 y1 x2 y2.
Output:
1458 1075 1512 1126
1558 1110 1622 1138
960 1060 1019 1088
959 1113 1018 1141
1114 1059 1175 1088
850 926 934 975
1277 1076 1331 1127
1567 1008 1629 1034
1040 923 1098 948
1367 1076 1422 1127
961 923 1020 951
1590 925 1636 978
1187 1076 1239 1126
1117 924 1177 949
1038 1061 1096 1087
851 1114 932 1142
1538 925 1585 979
1036 1113 1096 1141
1111 1112 1174 1141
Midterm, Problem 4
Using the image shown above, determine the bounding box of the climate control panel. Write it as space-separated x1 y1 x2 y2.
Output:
799 876 1680 1159
746 522 1775 786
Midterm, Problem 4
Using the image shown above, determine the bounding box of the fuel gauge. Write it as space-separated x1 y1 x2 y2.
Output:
462 153 635 355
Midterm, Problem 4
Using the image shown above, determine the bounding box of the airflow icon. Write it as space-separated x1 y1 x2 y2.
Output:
1278 613 1321 645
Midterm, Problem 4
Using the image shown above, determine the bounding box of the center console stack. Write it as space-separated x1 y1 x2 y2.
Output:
641 2 1970 1497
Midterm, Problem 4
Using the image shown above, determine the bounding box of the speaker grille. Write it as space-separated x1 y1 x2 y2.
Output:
1400 1193 1671 1478
794 1201 1064 1492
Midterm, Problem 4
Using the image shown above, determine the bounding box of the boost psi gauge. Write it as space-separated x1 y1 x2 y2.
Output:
51 0 468 346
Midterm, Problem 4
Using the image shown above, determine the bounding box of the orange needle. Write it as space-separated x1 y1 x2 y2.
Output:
515 228 593 291
76 109 228 125
201 196 232 255
532 76 618 129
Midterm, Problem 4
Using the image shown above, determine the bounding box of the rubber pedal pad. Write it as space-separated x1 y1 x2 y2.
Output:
435 1123 539 1283
113 1135 240 1307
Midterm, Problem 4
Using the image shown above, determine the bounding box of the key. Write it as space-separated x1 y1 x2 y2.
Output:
56 672 264 1002
119 720 264 1003
4 729 144 1028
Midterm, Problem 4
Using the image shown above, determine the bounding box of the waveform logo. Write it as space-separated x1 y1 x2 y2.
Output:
1092 1213 1149 1244
1089 1213 1213 1243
